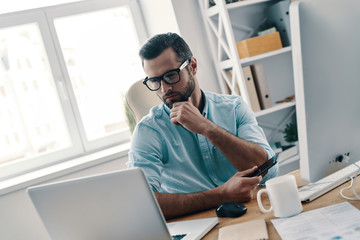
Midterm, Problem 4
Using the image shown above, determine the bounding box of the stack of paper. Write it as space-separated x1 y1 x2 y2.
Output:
272 202 360 239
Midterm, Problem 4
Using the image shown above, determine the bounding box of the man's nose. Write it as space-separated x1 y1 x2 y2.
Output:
160 80 172 93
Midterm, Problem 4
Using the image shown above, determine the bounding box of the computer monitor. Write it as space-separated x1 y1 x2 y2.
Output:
290 0 360 182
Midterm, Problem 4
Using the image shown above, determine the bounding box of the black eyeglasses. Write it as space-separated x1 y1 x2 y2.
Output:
143 59 190 91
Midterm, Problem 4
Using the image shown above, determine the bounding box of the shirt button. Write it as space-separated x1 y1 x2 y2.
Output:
205 156 209 159
214 178 218 182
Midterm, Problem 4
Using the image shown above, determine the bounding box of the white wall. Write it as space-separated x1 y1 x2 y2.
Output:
139 0 180 35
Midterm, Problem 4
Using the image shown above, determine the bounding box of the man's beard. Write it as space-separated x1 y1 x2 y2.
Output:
161 74 195 109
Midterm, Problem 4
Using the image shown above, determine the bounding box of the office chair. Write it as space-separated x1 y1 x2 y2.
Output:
124 79 162 131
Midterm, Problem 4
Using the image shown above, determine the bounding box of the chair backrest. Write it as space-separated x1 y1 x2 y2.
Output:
125 79 162 124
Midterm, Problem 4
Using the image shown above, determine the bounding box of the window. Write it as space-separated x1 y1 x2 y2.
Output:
0 0 147 180
0 0 82 14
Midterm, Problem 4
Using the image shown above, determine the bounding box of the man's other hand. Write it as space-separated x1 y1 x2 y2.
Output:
219 166 262 202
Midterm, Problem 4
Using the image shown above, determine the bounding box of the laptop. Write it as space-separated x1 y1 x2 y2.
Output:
27 168 218 240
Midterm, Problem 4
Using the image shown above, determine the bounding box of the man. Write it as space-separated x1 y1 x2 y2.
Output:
127 32 278 219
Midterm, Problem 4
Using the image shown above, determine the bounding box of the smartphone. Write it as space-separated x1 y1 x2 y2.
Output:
245 153 278 177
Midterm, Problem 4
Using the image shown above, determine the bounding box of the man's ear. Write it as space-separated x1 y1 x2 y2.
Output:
189 57 197 75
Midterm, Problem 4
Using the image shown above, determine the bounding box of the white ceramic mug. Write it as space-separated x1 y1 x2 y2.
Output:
257 175 303 218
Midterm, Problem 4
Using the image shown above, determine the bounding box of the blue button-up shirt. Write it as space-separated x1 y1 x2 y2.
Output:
127 92 277 193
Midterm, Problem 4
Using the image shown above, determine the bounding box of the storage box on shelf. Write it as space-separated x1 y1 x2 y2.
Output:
236 31 283 58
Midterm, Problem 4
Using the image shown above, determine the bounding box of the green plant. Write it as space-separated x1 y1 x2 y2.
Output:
283 123 298 143
125 104 136 133
122 95 136 134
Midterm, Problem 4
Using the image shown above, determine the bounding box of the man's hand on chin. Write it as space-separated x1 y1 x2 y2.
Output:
170 97 208 133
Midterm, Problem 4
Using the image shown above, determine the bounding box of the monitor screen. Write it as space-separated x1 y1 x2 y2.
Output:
290 0 360 182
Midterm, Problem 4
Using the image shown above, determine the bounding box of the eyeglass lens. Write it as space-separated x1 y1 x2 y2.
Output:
147 70 180 90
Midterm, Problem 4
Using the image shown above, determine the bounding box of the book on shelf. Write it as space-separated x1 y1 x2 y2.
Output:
224 68 261 113
257 27 277 36
250 63 273 110
242 66 261 112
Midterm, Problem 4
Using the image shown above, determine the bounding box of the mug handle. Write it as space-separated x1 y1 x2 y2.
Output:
257 189 272 213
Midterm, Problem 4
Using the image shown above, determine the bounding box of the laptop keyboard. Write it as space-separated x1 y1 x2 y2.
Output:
172 234 187 240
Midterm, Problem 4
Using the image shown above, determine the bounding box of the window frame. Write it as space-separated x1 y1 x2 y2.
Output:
0 0 147 180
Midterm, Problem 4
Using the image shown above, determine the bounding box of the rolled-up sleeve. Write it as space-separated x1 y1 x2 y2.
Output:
127 123 165 192
235 101 275 160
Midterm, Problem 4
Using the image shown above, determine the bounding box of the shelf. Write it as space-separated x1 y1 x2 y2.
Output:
206 5 219 17
227 0 272 10
254 101 295 118
240 46 292 65
219 59 233 69
207 0 272 17
219 46 292 69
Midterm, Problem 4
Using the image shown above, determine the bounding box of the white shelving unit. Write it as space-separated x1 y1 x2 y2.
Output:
198 0 298 173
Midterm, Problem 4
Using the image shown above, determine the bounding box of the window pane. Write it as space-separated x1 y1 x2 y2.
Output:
55 6 144 141
0 0 82 14
0 23 71 165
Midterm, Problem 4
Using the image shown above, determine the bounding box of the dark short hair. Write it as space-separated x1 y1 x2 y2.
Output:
139 32 193 64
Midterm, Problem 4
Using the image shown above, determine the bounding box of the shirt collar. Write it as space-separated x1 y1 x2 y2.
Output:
201 90 208 117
